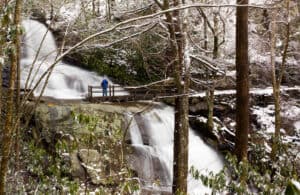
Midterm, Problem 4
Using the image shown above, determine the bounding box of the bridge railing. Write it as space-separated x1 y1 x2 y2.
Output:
88 85 124 98
87 84 177 100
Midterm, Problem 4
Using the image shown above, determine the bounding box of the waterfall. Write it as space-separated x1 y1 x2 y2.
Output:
128 103 224 194
21 20 224 194
21 19 107 99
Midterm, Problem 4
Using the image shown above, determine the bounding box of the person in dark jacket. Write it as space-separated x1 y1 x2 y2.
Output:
101 78 108 96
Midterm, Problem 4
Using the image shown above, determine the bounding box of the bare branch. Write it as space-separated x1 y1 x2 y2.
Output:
25 2 276 99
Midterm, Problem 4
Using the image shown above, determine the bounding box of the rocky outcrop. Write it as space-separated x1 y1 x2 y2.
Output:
32 102 126 184
31 101 154 189
78 149 106 185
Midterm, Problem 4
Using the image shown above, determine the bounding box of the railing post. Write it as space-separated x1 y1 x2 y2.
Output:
88 86 92 98
109 85 112 96
112 85 115 96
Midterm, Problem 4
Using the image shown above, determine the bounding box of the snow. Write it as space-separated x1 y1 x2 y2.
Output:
295 121 300 133
226 70 236 77
252 101 300 134
291 180 300 191
252 105 275 133
284 106 300 119
59 1 81 22
191 86 300 97
264 141 271 152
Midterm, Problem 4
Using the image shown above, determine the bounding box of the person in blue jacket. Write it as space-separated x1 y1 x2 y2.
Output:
101 78 108 96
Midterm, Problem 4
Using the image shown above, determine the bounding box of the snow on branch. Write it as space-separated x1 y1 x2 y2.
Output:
30 2 273 95
75 22 158 51
124 77 175 89
190 55 225 75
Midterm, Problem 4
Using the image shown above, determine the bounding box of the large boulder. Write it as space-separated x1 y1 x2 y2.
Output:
33 103 124 146
78 149 107 185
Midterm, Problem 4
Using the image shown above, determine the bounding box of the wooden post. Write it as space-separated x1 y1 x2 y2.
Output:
88 86 92 98
112 85 115 96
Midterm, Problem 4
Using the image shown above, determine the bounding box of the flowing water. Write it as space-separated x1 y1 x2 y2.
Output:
21 20 224 194
127 104 223 194
21 19 107 99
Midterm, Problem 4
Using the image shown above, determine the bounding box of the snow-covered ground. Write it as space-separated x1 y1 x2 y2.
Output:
191 86 300 98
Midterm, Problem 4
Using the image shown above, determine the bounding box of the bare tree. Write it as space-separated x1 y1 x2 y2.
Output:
270 0 290 160
197 7 225 132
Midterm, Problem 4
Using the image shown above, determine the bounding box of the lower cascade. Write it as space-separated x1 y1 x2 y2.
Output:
127 103 224 194
20 19 224 193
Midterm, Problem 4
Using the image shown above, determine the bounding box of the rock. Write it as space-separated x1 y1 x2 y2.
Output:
34 104 74 144
31 103 130 185
78 149 106 185
67 152 86 180
33 103 124 146
78 149 101 163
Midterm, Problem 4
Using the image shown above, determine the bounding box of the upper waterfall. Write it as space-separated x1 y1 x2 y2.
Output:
21 19 106 99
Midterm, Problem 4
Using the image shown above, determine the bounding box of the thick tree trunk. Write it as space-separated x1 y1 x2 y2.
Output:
0 1 9 127
154 0 189 193
172 0 189 194
173 94 189 194
234 0 249 162
0 0 22 193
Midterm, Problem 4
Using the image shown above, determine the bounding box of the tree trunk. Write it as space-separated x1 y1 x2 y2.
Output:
206 87 214 132
154 0 189 193
270 11 278 159
172 0 189 194
50 0 53 20
270 0 290 160
234 0 249 162
106 0 115 22
0 0 9 128
92 0 96 15
0 0 22 193
203 17 208 51
213 12 219 59
207 12 219 132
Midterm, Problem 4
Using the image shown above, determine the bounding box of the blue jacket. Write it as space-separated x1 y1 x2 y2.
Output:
101 79 108 89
